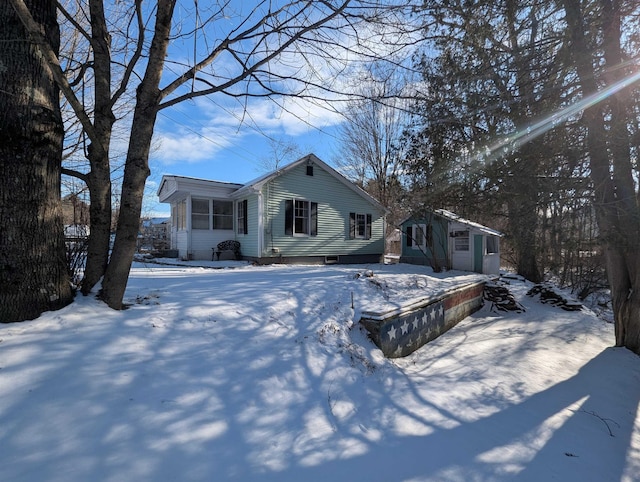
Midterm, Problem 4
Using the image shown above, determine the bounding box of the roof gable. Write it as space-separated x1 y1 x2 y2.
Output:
230 154 386 212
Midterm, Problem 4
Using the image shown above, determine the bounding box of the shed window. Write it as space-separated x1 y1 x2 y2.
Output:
453 231 469 251
486 235 498 254
409 224 431 249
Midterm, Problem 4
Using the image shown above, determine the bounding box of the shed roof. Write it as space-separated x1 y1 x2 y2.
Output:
403 209 503 237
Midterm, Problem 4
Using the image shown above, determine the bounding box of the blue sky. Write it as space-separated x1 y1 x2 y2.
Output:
137 1 419 218
146 90 346 217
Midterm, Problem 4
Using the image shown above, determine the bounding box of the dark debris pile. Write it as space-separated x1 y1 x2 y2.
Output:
527 283 583 311
484 280 525 312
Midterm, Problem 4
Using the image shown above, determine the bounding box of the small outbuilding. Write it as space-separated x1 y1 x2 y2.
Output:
400 209 502 275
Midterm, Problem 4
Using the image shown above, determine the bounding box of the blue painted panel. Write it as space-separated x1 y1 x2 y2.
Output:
378 300 445 358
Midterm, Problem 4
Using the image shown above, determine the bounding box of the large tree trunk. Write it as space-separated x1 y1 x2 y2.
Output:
562 0 640 353
99 0 176 309
0 0 73 321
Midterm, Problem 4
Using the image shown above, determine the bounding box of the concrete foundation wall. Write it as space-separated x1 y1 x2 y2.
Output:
360 281 485 358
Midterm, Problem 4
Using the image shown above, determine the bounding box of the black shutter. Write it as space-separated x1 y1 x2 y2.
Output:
349 212 355 239
285 199 293 235
366 214 372 239
406 225 412 247
310 202 318 236
242 200 248 234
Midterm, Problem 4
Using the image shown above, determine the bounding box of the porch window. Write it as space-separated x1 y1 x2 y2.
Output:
453 230 469 251
213 201 233 230
192 198 210 230
486 235 498 254
175 199 187 230
237 199 248 235
349 212 372 239
285 199 317 236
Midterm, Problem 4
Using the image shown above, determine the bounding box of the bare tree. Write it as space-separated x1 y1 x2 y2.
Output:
10 0 417 310
335 64 408 229
259 137 303 173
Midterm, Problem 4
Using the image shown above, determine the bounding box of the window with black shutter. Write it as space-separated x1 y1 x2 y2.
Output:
349 212 372 239
237 199 248 235
285 199 317 236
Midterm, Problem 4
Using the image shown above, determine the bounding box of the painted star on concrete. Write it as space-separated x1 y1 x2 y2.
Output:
387 325 397 341
412 317 420 330
400 320 409 335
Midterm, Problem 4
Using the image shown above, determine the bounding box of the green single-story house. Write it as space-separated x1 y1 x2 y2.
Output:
157 154 387 263
400 210 502 275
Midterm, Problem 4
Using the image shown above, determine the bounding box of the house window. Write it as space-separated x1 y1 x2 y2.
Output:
192 198 210 230
453 230 469 251
486 235 498 254
213 200 233 230
237 199 248 235
350 213 372 239
285 199 317 236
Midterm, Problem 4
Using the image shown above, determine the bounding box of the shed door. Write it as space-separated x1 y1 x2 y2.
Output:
474 235 483 273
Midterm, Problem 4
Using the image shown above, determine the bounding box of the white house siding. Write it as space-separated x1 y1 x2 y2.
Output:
176 230 188 259
449 221 473 272
191 229 235 260
261 163 384 259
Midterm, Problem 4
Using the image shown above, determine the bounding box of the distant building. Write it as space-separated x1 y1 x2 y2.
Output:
140 217 170 251
62 194 90 226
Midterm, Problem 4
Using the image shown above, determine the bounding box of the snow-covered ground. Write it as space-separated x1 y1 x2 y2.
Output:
1 262 638 482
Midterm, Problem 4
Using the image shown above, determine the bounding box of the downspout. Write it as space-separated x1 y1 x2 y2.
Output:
258 189 264 258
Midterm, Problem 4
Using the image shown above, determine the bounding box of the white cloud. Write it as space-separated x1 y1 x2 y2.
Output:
151 122 244 165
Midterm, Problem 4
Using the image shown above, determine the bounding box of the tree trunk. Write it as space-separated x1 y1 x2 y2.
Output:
99 0 176 309
81 160 111 294
0 0 73 321
80 0 115 295
562 0 640 353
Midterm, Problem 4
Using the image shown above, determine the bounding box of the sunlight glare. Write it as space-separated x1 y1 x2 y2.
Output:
479 62 640 164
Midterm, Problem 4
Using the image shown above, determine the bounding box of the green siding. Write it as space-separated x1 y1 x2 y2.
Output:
261 163 384 258
474 234 483 273
235 195 259 257
400 216 449 267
